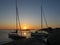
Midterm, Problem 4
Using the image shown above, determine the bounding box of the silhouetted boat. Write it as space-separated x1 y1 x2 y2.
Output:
31 4 50 42
9 32 25 40
31 30 48 42
8 0 26 40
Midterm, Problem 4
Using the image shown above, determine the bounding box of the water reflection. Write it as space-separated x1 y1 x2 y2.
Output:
18 30 31 38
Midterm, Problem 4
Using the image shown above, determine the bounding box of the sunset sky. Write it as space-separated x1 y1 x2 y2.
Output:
0 0 60 29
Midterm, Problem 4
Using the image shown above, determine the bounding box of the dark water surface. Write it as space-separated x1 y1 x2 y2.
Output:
0 29 35 45
0 30 14 45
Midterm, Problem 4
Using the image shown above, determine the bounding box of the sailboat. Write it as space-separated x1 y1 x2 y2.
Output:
31 3 49 42
8 0 25 40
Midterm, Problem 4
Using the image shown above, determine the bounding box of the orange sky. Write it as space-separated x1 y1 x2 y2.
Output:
0 24 60 29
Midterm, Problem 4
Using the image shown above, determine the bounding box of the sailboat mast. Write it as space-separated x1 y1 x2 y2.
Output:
40 0 48 29
16 0 18 33
41 4 43 29
16 0 22 34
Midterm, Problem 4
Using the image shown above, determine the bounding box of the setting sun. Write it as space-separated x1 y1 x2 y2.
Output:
23 26 27 29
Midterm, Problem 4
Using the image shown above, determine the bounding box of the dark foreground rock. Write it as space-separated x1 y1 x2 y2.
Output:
47 29 60 45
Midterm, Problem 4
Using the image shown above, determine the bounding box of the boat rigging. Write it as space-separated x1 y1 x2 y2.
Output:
8 0 25 40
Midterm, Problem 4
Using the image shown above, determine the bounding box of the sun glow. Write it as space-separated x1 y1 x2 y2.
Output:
23 26 27 29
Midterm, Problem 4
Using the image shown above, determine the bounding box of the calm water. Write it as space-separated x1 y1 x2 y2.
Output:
0 29 36 45
0 30 15 45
